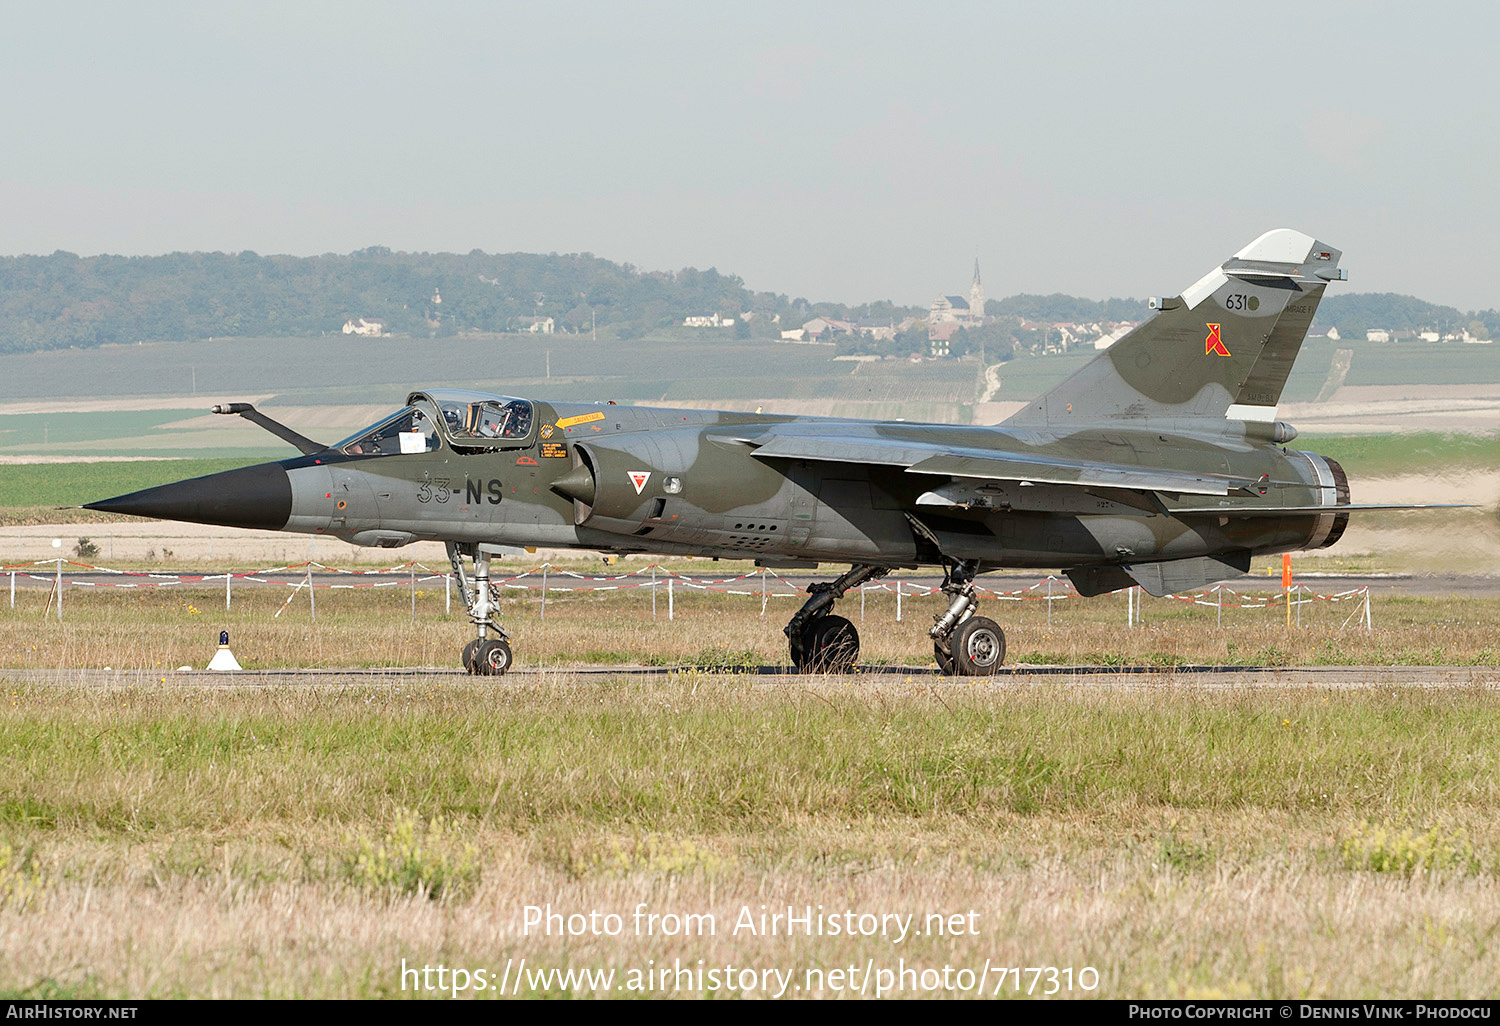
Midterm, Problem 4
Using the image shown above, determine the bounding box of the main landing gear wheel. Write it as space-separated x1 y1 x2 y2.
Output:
473 638 512 676
783 564 888 675
950 616 1005 676
795 615 859 674
929 558 1005 676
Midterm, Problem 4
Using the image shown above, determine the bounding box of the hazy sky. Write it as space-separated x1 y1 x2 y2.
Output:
3 2 1497 310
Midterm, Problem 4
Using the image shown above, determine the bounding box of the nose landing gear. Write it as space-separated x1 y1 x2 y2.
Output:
449 542 513 675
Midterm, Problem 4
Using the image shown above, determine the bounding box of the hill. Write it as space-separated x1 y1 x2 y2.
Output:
0 249 1493 353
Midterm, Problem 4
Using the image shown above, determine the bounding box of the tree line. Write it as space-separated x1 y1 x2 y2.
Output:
0 248 1491 353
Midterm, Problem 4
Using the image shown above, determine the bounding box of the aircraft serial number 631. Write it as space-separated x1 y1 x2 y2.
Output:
84 230 1457 675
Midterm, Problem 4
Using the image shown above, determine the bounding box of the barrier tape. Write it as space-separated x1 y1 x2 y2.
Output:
2 557 1371 609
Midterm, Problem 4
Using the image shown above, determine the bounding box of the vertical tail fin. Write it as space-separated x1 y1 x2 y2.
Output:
1006 229 1344 427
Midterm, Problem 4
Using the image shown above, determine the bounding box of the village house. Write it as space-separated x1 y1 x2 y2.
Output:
801 317 855 340
341 317 387 337
683 313 736 327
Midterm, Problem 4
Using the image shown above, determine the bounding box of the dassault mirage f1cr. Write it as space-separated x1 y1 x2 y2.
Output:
85 230 1449 675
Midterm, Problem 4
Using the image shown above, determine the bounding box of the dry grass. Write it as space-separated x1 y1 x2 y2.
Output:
0 579 1494 672
2 679 1500 997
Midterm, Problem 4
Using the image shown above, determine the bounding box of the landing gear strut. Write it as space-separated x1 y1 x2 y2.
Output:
929 559 1005 676
448 542 512 675
784 564 888 673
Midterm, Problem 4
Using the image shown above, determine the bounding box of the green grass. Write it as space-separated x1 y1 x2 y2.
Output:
0 409 206 449
1345 341 1500 387
2 680 1500 997
0 458 261 509
0 581 1494 671
1295 433 1500 477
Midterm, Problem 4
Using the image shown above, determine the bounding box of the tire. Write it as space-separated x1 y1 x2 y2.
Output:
950 616 1005 676
474 638 512 676
795 615 860 674
461 639 481 674
934 640 956 676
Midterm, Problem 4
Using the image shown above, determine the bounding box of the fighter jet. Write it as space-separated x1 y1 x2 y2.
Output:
84 230 1447 675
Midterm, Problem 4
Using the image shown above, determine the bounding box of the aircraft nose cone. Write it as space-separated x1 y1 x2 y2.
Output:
84 462 293 530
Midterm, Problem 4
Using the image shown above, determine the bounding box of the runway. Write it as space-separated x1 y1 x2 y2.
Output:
4 664 1495 689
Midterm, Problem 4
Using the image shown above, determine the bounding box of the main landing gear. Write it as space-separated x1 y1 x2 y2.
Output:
783 564 888 673
783 561 1007 676
929 559 1005 676
448 542 512 675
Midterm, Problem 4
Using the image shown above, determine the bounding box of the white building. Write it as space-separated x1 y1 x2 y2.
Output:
341 317 387 337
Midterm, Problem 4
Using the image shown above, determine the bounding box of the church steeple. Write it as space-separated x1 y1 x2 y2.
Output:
969 258 985 323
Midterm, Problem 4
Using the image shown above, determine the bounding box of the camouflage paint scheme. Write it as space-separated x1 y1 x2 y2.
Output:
89 230 1418 671
252 230 1352 596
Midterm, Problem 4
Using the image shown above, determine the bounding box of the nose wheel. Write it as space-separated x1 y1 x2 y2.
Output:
463 637 513 675
449 542 513 676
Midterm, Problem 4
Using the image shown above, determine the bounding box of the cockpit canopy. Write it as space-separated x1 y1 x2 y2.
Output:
337 390 537 457
437 396 534 442
338 406 443 457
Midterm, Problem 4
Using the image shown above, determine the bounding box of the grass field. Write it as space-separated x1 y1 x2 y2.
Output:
1294 433 1500 476
0 458 261 511
0 581 1494 671
1 676 1499 998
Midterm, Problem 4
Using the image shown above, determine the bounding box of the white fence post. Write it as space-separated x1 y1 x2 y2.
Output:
307 565 315 620
651 565 657 619
445 574 451 615
895 580 902 622
225 571 232 611
541 564 548 619
55 559 62 621
668 577 674 620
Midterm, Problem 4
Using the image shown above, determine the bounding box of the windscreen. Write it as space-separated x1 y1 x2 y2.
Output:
339 406 442 457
